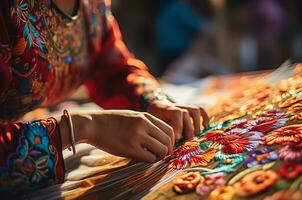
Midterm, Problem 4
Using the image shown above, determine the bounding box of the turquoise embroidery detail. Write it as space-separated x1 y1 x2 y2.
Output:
0 121 56 193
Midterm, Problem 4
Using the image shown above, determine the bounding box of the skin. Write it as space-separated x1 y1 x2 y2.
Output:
55 0 209 162
60 102 209 163
53 0 77 16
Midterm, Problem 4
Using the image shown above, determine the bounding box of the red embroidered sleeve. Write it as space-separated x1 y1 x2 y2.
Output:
0 8 65 195
0 3 12 99
85 1 172 111
0 119 65 195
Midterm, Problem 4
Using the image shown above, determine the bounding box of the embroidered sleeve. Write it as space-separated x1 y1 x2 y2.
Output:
0 118 65 194
85 0 173 111
0 4 13 98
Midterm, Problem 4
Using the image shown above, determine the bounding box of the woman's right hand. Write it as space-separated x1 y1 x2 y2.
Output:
62 110 174 163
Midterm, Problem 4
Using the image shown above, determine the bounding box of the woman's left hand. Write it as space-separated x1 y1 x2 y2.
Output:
147 100 209 141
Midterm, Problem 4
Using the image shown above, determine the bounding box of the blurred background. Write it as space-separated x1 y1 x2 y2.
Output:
112 0 302 84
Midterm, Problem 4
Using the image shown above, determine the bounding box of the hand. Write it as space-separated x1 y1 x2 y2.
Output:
66 110 174 163
147 101 209 140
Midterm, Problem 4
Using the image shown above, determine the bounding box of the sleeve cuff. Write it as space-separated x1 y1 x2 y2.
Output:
0 118 65 193
139 88 175 111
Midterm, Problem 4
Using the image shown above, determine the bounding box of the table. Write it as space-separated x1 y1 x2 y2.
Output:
26 63 302 200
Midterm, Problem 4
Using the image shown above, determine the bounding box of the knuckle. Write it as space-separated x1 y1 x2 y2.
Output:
142 112 150 117
199 107 207 113
192 106 200 113
160 146 168 158
130 131 141 140
172 108 182 115
182 109 189 115
136 114 146 123
129 137 138 147
172 109 182 119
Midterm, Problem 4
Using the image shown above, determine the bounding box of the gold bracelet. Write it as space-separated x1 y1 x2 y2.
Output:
62 109 76 155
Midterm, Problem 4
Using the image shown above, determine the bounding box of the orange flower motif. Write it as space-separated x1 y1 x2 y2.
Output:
173 172 203 194
209 186 235 200
287 103 302 113
234 170 278 197
290 113 302 121
263 124 302 145
278 97 302 108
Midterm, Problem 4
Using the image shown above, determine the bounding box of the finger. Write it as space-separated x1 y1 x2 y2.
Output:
182 110 194 139
199 107 210 128
145 119 173 154
144 113 175 146
141 135 168 159
178 106 201 136
169 110 183 140
131 146 157 163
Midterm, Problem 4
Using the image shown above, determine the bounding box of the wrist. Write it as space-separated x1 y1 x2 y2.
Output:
58 112 93 150
71 113 94 144
140 88 175 111
58 116 72 150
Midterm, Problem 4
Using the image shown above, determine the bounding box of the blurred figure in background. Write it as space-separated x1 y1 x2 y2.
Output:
155 0 213 76
113 0 302 82
162 33 229 84
250 0 286 69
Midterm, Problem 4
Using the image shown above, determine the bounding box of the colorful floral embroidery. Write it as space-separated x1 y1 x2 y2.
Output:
169 65 302 199
256 109 285 118
227 115 288 134
195 173 226 196
173 172 202 194
209 186 235 200
278 143 302 163
277 162 302 180
204 129 262 154
263 124 302 145
0 119 61 193
286 103 302 113
244 148 278 168
203 152 246 174
278 97 302 108
14 1 48 54
1 0 169 122
169 139 215 169
289 113 302 121
233 170 278 197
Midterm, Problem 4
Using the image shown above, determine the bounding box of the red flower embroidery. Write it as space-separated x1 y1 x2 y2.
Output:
205 129 262 154
277 162 302 179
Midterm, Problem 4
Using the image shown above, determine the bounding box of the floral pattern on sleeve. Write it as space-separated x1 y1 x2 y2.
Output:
0 118 64 193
